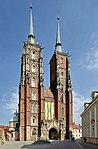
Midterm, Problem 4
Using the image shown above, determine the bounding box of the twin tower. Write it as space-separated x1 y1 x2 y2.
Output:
19 6 73 141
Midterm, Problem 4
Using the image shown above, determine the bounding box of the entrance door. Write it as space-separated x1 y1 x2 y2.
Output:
49 128 58 140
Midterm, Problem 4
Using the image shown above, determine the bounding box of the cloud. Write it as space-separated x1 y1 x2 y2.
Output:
79 33 98 70
73 90 91 125
1 87 91 126
2 87 18 114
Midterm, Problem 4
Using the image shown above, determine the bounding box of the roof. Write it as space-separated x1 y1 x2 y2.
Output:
44 87 54 98
9 117 18 123
81 96 98 116
0 125 9 131
72 123 81 129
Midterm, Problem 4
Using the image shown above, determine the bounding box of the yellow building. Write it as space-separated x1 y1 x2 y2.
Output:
81 91 98 144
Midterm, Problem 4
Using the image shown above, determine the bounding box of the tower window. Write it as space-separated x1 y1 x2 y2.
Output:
60 57 63 64
33 118 35 123
33 51 35 54
32 51 36 59
61 94 64 103
61 108 64 115
32 105 36 113
32 92 36 100
32 65 35 72
32 78 36 87
31 116 36 125
61 71 63 77
61 84 63 92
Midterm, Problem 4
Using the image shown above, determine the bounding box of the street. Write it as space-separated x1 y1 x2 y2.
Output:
0 140 98 149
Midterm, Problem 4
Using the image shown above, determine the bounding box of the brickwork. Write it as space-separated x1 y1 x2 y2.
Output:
19 7 73 141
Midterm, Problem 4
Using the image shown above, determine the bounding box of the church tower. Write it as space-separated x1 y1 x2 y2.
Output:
19 6 44 141
50 18 73 139
19 6 73 141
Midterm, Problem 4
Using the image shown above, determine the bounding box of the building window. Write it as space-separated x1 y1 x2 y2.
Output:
31 116 36 125
32 78 36 87
61 94 64 103
91 108 95 119
33 118 35 123
32 51 36 59
91 124 95 137
61 108 64 115
61 71 63 77
32 65 35 72
61 84 63 92
32 105 36 113
32 92 36 100
60 57 63 64
32 128 36 135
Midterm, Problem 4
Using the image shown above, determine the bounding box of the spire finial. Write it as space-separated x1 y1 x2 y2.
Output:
28 5 35 44
55 17 62 52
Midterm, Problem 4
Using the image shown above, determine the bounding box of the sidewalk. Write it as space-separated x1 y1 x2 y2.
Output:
0 141 33 149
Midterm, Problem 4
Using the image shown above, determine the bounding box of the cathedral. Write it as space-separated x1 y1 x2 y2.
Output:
19 6 73 141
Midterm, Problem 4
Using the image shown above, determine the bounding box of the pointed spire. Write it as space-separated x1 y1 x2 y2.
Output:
55 18 62 52
28 5 35 44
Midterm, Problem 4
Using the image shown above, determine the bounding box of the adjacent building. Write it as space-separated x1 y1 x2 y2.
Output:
81 91 98 144
8 110 19 141
71 123 82 140
19 6 73 141
0 126 9 144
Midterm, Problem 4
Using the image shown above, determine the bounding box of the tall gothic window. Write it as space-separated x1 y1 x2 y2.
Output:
61 108 64 115
32 51 36 59
60 57 63 64
61 94 63 103
32 92 36 100
32 105 36 113
32 78 36 87
61 71 63 77
32 65 35 72
61 84 63 92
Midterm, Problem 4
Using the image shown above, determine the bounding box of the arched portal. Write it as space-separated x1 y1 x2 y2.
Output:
49 128 58 140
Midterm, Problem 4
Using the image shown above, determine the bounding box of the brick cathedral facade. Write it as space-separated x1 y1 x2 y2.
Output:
19 6 73 141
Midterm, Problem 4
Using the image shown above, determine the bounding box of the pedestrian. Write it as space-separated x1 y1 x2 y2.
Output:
83 137 86 143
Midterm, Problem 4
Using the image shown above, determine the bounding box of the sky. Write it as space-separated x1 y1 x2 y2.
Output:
0 0 98 126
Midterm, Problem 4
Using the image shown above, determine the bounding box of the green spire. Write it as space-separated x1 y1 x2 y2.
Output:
55 18 62 52
28 6 35 44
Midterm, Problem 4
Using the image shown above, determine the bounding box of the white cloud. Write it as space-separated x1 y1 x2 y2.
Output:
1 87 91 126
73 90 91 125
79 33 98 70
2 87 18 114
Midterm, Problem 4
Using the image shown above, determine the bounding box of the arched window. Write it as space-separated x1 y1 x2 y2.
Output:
32 78 36 87
32 65 35 72
61 84 63 92
32 51 36 59
60 57 63 64
61 94 64 103
61 108 64 115
32 92 36 100
61 71 63 77
32 105 36 113
32 128 36 135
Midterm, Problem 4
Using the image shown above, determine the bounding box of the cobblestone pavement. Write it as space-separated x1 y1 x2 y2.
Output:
0 140 98 149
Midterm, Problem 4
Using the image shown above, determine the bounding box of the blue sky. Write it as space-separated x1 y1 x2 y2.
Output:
0 0 98 125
